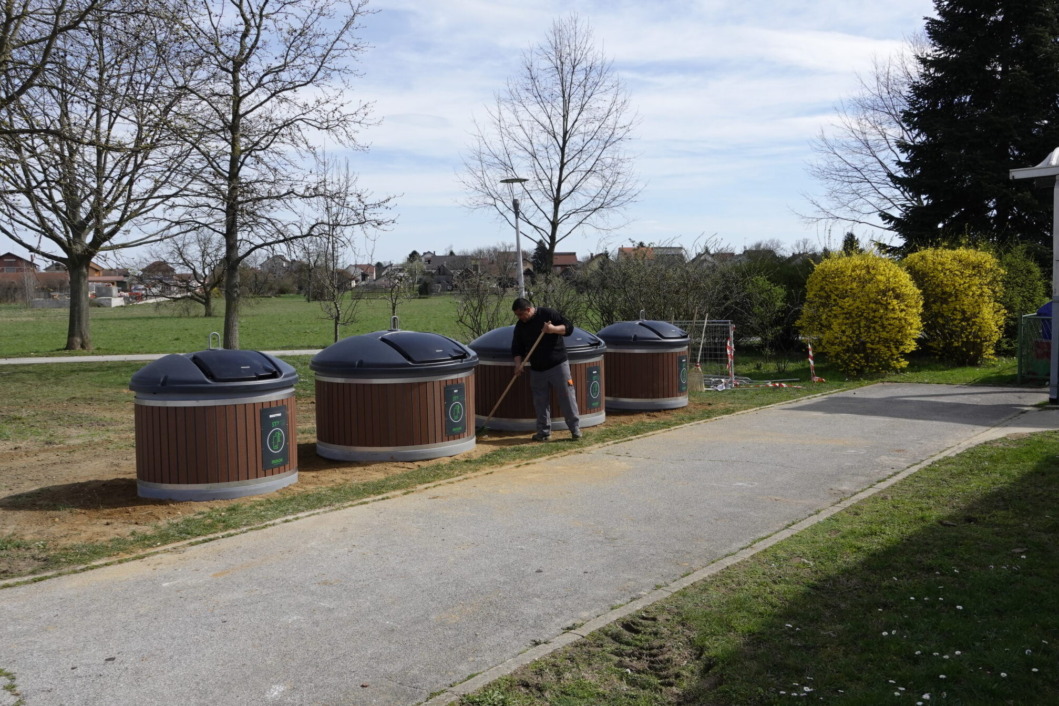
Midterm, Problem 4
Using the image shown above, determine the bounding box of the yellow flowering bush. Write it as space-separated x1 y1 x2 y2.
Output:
797 253 922 376
902 247 1005 365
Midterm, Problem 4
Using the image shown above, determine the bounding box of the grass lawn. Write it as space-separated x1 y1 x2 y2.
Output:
0 294 463 356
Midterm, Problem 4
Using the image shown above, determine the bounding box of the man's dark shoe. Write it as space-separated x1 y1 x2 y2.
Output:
570 429 583 440
531 432 551 442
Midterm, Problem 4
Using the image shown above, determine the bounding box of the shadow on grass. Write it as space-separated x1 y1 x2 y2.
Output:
0 478 147 511
673 435 1059 704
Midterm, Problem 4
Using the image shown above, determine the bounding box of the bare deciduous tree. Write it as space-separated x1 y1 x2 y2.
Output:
0 0 102 116
312 156 381 342
802 38 926 242
462 14 640 271
171 0 385 349
0 0 197 349
382 260 422 322
145 228 226 317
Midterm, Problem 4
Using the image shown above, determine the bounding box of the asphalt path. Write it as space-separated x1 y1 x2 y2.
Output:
1 383 1055 705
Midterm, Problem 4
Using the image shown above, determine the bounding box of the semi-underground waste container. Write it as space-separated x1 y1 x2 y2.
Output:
469 325 606 431
311 328 478 461
130 348 299 501
597 319 690 410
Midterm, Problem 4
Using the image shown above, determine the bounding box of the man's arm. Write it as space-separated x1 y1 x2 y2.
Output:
548 309 574 336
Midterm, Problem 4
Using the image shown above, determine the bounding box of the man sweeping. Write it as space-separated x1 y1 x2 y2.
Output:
511 297 582 441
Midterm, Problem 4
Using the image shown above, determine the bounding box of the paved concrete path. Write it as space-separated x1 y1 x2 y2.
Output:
2 383 1056 705
0 350 322 365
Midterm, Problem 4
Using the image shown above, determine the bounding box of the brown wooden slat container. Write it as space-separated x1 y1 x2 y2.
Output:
311 329 478 461
130 350 299 501
469 325 606 431
597 320 690 410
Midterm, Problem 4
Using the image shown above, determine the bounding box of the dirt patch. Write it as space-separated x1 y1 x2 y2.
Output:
0 400 693 552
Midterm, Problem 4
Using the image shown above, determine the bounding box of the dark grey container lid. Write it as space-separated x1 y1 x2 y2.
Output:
468 325 606 361
310 330 478 378
597 320 689 347
130 349 297 396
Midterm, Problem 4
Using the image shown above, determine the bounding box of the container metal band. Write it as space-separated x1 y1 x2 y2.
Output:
134 389 296 407
605 395 688 411
476 355 603 366
604 346 689 354
316 436 475 462
137 470 297 501
314 369 473 385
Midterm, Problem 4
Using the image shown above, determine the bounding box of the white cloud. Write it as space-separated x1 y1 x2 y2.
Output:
0 0 936 265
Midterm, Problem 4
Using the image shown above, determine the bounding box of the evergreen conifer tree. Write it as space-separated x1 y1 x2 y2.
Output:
887 0 1059 252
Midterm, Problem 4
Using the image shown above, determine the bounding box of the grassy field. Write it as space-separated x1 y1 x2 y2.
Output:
0 294 464 356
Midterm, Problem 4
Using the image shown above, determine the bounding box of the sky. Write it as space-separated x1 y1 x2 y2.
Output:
0 0 938 268
343 0 937 264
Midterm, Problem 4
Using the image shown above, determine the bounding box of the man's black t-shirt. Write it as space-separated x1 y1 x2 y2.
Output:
511 307 575 372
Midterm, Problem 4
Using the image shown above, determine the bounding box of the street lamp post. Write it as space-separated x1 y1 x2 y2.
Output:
500 177 529 297
1011 147 1059 404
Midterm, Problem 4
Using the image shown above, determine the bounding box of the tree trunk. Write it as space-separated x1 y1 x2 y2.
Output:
223 262 240 349
66 259 93 350
222 110 241 349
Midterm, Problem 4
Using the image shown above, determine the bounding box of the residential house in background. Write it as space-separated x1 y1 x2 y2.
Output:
260 254 295 275
422 253 473 291
617 246 686 263
345 264 376 284
1 252 37 273
551 252 579 276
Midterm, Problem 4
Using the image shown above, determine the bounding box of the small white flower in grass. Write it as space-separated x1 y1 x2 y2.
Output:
957 606 963 610
943 655 949 659
895 692 901 697
1026 649 1032 655
1032 668 1039 673
923 694 931 700
939 675 946 679
1001 673 1007 678
955 651 961 656
916 651 922 655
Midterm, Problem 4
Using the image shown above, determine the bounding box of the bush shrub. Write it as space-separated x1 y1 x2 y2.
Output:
797 252 922 376
902 247 1005 365
997 245 1046 353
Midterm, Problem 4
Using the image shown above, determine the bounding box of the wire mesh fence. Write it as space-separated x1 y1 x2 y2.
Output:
673 319 739 389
